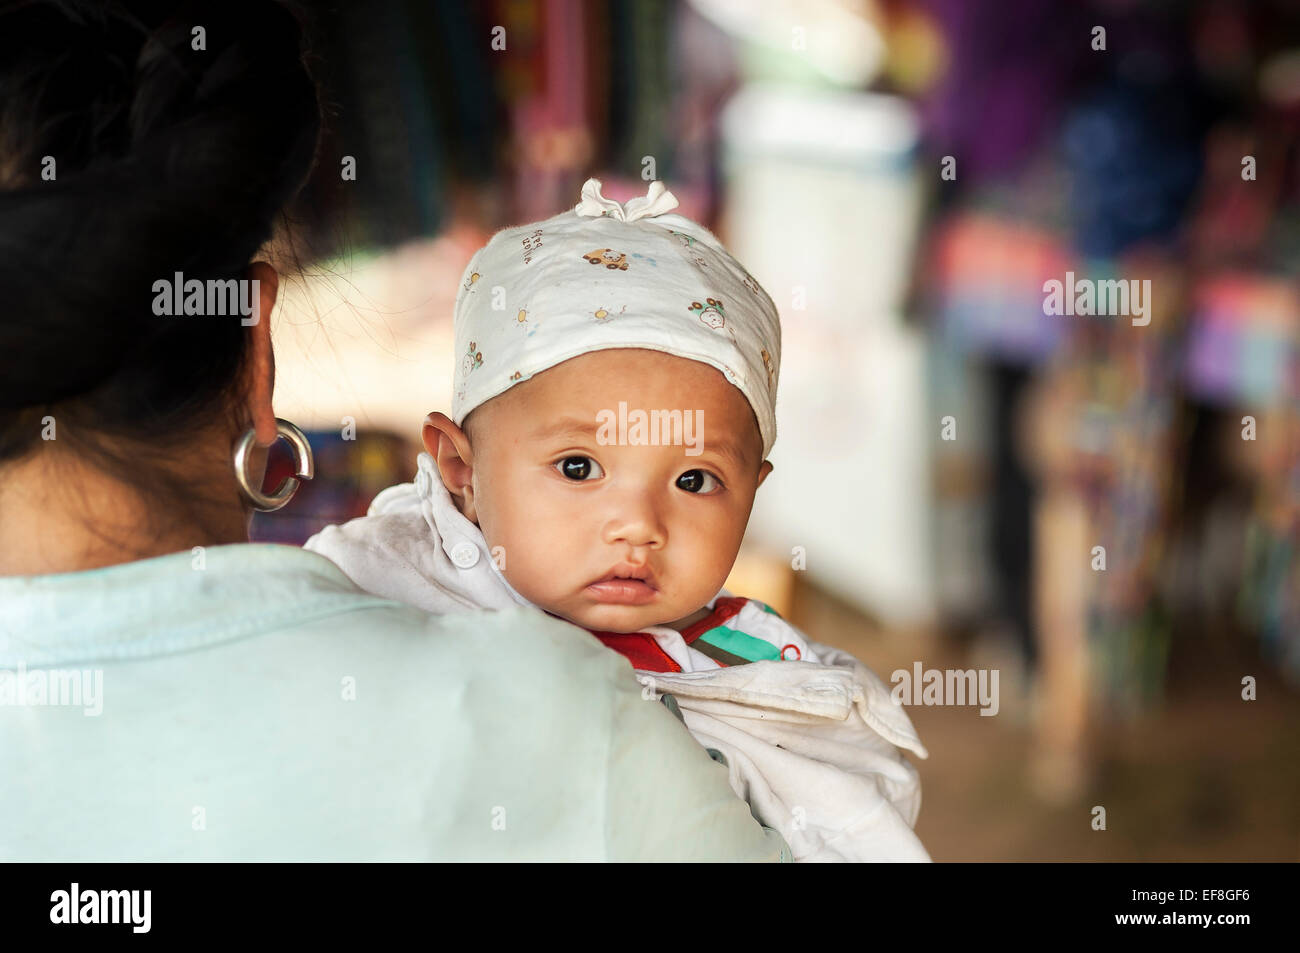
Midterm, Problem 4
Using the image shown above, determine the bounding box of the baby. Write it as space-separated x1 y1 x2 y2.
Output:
305 179 930 861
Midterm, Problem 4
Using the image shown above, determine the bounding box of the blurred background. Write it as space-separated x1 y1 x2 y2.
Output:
254 0 1300 860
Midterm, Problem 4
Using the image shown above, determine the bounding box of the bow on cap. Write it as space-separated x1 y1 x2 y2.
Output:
574 177 679 222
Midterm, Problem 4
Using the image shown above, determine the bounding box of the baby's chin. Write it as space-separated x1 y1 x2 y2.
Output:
552 601 685 634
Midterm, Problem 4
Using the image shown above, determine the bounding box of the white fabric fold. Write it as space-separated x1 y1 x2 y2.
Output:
574 177 680 222
635 650 931 862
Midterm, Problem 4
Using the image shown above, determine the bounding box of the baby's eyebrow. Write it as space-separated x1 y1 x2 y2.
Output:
704 437 751 470
532 415 752 470
530 417 600 442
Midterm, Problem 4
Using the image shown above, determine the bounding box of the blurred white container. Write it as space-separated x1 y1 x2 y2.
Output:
720 84 934 626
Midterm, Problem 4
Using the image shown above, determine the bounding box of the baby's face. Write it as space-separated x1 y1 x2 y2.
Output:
459 348 771 634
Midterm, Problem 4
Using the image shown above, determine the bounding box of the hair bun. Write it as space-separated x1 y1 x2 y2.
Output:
128 1 321 235
0 0 321 411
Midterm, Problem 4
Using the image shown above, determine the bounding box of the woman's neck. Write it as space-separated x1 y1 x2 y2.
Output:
0 447 250 576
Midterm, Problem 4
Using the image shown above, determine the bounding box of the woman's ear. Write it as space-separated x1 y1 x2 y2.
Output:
757 459 773 488
244 261 280 445
423 411 478 520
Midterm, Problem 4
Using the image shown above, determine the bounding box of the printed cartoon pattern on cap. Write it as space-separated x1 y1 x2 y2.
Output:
521 229 543 264
582 248 629 270
689 298 737 343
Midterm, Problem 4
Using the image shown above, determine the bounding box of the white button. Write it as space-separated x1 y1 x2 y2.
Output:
449 542 479 569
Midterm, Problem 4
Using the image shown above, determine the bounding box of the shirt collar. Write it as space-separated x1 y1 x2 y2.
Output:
413 452 531 606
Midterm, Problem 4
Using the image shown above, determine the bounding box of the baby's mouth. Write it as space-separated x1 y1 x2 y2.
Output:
585 564 659 605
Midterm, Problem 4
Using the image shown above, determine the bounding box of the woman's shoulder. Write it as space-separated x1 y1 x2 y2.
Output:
1 544 784 861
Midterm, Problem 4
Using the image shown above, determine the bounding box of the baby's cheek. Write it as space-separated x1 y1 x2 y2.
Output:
683 512 746 585
486 540 551 610
494 525 573 604
483 486 581 599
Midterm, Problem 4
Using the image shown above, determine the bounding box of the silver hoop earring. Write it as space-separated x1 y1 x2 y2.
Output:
233 418 315 512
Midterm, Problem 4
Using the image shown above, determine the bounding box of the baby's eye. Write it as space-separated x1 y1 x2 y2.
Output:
677 469 721 494
555 456 604 481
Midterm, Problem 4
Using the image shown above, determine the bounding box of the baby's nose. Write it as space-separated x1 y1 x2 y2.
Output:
601 503 667 549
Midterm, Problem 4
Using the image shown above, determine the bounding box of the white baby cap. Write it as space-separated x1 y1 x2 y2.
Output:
451 178 781 459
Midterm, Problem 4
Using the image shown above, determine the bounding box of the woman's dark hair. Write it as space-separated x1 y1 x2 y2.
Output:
0 0 321 491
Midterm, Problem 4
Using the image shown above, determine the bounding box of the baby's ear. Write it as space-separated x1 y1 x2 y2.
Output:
423 412 477 515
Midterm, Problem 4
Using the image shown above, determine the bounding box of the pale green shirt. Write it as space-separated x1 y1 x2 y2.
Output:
0 543 789 861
